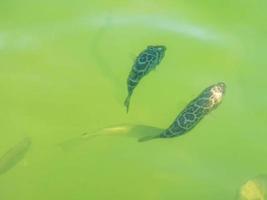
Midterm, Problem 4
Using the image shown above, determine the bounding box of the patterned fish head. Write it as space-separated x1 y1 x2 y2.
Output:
198 82 226 111
202 82 226 110
146 45 166 62
210 82 226 103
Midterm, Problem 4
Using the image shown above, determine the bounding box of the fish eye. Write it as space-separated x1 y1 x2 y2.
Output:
157 46 166 52
218 82 226 90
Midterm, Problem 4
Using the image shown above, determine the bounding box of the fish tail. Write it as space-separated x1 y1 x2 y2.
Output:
138 135 160 142
58 134 99 151
124 93 132 113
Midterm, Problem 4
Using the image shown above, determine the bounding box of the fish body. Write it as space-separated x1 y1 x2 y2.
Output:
139 82 226 142
59 124 163 150
124 45 166 112
0 137 31 175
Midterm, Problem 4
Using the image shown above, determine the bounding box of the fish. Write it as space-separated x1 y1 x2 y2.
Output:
0 137 31 175
139 82 226 142
59 124 163 151
124 45 166 113
238 175 267 200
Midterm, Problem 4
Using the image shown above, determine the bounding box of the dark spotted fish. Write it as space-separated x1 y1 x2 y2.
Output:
0 137 31 175
139 82 226 142
124 45 166 113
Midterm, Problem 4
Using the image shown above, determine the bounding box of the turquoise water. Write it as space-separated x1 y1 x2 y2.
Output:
1 1 267 199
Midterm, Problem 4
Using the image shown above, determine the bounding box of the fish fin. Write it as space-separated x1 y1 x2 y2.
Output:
138 135 160 142
124 93 132 113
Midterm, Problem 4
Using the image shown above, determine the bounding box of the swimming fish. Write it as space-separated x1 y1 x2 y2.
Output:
59 124 163 151
139 82 226 142
0 137 31 175
124 45 166 113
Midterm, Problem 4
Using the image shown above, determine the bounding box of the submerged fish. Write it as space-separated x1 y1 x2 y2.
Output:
59 124 163 151
124 45 166 113
0 137 31 175
238 175 267 200
139 82 226 142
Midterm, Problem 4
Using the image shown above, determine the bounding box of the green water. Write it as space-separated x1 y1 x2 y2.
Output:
1 1 267 199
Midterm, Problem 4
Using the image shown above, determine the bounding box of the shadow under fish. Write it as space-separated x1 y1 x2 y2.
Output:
0 137 31 176
58 124 163 151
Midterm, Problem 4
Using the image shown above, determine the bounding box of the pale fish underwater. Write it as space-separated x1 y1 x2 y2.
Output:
139 82 226 142
0 137 31 175
124 45 166 113
58 124 163 151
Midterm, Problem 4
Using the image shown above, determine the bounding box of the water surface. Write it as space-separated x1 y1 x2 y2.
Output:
0 1 267 199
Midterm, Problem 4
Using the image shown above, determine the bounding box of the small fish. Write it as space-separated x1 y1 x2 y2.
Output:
139 82 226 142
0 137 31 175
59 124 163 151
124 45 166 113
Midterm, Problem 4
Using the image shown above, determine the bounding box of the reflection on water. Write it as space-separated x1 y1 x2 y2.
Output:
89 14 226 44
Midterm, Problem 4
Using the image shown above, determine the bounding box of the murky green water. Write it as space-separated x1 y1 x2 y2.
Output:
1 1 267 199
